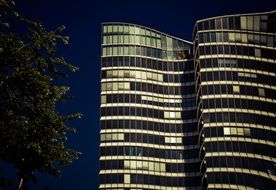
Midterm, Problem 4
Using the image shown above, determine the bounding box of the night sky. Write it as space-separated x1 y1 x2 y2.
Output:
6 0 276 189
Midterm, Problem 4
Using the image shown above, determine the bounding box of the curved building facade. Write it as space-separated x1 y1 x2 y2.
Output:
100 23 202 189
193 11 276 189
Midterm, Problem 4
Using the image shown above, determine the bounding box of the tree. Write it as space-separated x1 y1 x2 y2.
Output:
0 0 82 189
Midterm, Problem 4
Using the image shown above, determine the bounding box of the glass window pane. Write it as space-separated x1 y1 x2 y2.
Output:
135 35 140 44
103 36 107 44
258 88 265 96
103 26 108 33
129 35 134 44
233 85 240 93
247 16 253 30
102 47 106 56
254 16 260 31
118 25 124 33
124 174 130 183
106 70 112 78
113 35 118 43
240 16 247 30
229 33 235 42
254 48 261 57
113 25 118 32
124 35 129 44
241 33 248 43
123 26 129 34
129 26 135 34
107 25 112 33
124 46 129 55
135 27 140 34
112 46 118 55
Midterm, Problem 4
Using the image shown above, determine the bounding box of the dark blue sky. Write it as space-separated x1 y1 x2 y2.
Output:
11 0 276 189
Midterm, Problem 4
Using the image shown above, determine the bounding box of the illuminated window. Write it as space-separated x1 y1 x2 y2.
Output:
254 48 261 57
103 36 107 44
112 46 118 55
123 25 129 33
223 127 230 135
241 33 248 43
244 128 251 136
112 25 118 32
235 33 241 42
101 83 106 91
254 16 260 31
103 26 108 33
149 162 154 171
164 111 181 119
158 74 163 81
113 35 118 44
124 46 129 55
165 137 182 144
101 95 106 104
247 16 253 30
258 88 265 97
107 25 112 33
157 39 161 48
124 174 130 183
240 16 247 30
118 25 124 33
134 27 140 34
124 160 130 168
102 47 107 56
233 85 240 93
129 26 135 34
100 134 105 141
135 35 140 44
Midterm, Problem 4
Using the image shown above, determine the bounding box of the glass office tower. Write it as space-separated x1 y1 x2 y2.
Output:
193 11 276 189
100 23 202 189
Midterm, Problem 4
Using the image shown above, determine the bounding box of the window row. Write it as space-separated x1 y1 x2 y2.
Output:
101 94 192 108
223 127 250 136
101 81 195 95
101 94 196 108
102 57 195 72
203 126 275 142
103 34 162 48
100 173 201 187
100 132 197 145
199 58 275 73
201 84 276 99
198 31 275 47
197 14 275 33
101 107 196 120
100 120 198 134
124 160 166 172
103 24 161 37
101 69 195 83
100 160 200 173
201 71 275 86
207 172 275 190
100 146 200 159
102 69 164 82
202 112 276 127
198 45 275 59
102 45 190 60
206 156 276 174
205 141 276 158
202 98 276 113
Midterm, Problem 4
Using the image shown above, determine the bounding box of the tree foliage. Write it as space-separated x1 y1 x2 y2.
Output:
0 0 82 189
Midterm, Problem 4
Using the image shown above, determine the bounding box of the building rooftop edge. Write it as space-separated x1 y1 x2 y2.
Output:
101 22 193 45
195 9 276 23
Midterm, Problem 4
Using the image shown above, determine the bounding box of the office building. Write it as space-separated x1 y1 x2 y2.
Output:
100 23 202 189
194 10 276 189
99 10 276 190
